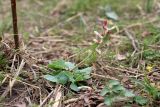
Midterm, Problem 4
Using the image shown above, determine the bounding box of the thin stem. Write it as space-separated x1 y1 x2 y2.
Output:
10 0 19 49
146 0 153 13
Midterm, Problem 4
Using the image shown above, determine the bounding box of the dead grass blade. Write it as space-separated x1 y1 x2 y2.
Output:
52 85 63 107
0 59 25 100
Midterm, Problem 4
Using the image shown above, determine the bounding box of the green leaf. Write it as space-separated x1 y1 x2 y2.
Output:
131 79 145 87
124 90 135 97
44 75 58 83
134 96 148 106
48 60 66 70
100 87 110 96
112 85 125 92
65 62 76 70
63 71 75 83
77 67 92 74
57 72 68 84
104 5 119 21
75 67 92 80
74 73 85 81
104 96 112 106
108 80 120 86
105 11 119 21
44 71 69 85
156 91 160 100
70 83 79 92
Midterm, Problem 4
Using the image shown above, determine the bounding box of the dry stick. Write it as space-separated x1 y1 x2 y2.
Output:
0 59 25 100
97 103 105 107
52 85 63 107
39 90 55 107
11 0 19 49
7 76 42 104
148 45 160 49
64 97 83 105
124 29 139 52
91 73 118 80
39 85 62 107
105 65 138 75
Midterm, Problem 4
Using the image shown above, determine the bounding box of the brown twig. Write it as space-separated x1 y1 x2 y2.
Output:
39 90 54 107
105 65 138 75
124 29 139 52
64 97 83 105
91 73 118 80
11 0 19 49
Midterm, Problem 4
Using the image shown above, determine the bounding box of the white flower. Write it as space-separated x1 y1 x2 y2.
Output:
94 31 103 39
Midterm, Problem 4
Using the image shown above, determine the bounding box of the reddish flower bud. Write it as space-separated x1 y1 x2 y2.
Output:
103 20 108 26
103 20 108 30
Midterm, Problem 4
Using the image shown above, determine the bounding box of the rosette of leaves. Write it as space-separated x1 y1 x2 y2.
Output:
44 59 92 91
100 80 135 106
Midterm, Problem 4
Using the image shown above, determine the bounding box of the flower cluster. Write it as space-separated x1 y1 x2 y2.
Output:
93 20 116 44
93 20 116 54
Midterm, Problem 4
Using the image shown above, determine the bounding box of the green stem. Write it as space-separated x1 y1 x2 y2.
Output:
146 0 153 13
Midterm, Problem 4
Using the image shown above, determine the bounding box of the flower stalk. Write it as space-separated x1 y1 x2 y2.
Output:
10 0 19 49
146 0 153 13
92 20 116 54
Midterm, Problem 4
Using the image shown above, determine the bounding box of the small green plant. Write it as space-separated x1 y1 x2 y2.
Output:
74 44 97 66
100 80 135 106
76 20 116 65
133 96 148 106
132 77 160 105
143 50 160 61
44 59 92 91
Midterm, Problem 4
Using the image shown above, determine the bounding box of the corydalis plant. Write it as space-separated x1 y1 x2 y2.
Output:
75 20 116 65
92 20 116 54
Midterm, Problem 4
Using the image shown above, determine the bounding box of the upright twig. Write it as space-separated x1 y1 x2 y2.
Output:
10 0 19 49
